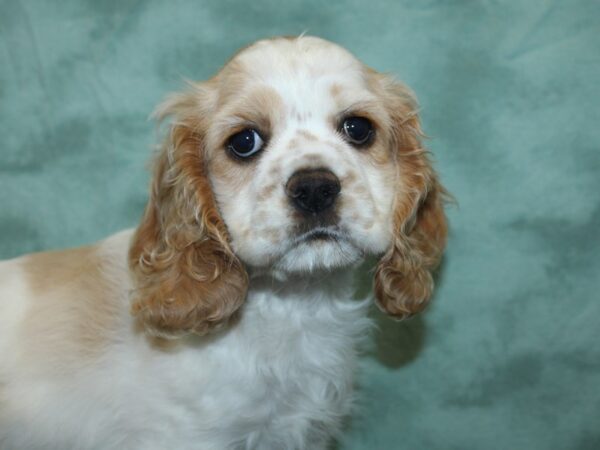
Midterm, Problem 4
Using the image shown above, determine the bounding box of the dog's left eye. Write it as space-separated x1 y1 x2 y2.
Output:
227 129 264 158
342 117 374 146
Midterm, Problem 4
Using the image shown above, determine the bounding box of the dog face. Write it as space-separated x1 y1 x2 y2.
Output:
204 38 397 273
129 37 448 337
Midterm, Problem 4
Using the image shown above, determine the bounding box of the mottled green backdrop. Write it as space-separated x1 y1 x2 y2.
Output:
1 1 599 449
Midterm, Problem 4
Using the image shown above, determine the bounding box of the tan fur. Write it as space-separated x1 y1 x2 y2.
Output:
206 85 285 187
373 75 449 319
257 183 278 201
297 130 318 141
213 84 284 133
329 83 343 98
19 245 123 372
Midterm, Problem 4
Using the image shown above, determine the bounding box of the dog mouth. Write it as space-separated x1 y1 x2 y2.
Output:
265 225 364 274
293 227 341 245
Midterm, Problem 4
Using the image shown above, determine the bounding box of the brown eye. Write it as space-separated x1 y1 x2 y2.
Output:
227 129 264 158
342 117 374 146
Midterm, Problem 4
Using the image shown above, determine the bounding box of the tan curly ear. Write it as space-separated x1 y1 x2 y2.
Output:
129 89 248 338
374 77 448 319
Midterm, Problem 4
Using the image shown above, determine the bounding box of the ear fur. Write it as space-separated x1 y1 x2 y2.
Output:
374 77 449 319
129 87 248 338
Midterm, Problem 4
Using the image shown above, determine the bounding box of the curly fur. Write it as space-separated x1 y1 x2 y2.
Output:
129 113 248 337
374 77 448 318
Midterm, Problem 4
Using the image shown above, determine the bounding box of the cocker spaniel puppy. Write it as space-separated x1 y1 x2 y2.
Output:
0 36 447 449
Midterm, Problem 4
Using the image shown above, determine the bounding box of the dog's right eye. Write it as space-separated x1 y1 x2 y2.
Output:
227 129 264 159
341 117 374 147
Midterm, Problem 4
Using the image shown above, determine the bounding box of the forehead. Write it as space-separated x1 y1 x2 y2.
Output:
217 37 376 114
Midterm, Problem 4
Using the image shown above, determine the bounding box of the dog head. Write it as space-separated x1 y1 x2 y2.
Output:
129 36 448 337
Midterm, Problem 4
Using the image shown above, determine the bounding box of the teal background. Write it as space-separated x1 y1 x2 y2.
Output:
1 1 599 448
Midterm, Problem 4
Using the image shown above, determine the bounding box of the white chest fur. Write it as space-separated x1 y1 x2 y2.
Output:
125 276 371 450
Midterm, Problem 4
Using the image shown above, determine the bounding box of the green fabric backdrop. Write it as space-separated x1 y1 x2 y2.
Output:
1 1 599 448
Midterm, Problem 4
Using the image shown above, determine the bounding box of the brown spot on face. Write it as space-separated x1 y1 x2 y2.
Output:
354 184 368 196
297 130 318 141
299 153 324 167
265 228 282 243
287 138 299 150
330 83 343 98
258 183 277 201
361 219 375 230
341 171 358 186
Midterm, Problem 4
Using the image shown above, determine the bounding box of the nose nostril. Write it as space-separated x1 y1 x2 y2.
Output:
292 187 308 199
286 169 341 215
320 186 332 198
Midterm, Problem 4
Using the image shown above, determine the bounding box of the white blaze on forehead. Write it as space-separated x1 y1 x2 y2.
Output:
234 37 373 119
237 37 363 81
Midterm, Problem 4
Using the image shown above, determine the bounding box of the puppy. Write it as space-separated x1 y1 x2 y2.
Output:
0 36 447 450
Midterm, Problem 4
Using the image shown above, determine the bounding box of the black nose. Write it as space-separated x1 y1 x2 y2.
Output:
286 168 341 214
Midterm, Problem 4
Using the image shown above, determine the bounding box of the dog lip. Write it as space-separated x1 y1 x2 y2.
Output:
305 230 337 241
293 227 342 245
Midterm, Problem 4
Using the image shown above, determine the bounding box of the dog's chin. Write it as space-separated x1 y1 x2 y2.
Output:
272 232 363 275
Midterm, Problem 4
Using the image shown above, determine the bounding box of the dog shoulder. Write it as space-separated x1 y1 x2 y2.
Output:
0 230 135 373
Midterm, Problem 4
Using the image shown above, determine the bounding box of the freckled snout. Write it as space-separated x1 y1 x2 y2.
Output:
285 168 341 215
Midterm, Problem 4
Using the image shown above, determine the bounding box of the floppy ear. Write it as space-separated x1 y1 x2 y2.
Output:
374 77 448 319
129 88 248 338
